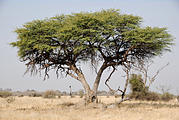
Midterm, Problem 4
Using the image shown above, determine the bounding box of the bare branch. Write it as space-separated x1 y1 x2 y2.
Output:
117 86 125 99
132 60 169 88
44 67 49 80
118 98 131 104
149 62 169 87
105 66 116 93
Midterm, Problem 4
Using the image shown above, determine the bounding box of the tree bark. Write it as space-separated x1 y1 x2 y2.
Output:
69 63 109 103
69 64 96 102
123 67 129 99
92 63 107 96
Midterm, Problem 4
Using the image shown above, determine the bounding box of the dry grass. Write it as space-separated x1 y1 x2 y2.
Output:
0 96 179 120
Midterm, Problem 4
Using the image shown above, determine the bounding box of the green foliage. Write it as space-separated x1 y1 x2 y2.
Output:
0 91 12 98
10 9 174 78
129 74 160 101
129 74 147 93
129 74 175 101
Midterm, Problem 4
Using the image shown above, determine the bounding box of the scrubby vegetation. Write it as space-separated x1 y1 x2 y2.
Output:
129 74 175 101
0 96 179 120
0 87 176 102
160 92 174 102
43 90 57 98
0 91 12 98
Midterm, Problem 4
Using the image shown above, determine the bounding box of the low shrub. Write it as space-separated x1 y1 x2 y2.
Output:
129 74 160 101
29 92 42 97
160 92 174 102
144 92 160 101
0 91 12 98
129 91 160 101
18 94 24 97
43 90 56 98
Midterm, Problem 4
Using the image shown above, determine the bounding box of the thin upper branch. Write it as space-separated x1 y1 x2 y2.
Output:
149 62 169 87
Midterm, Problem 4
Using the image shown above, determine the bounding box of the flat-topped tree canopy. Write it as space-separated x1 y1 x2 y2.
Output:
11 9 173 102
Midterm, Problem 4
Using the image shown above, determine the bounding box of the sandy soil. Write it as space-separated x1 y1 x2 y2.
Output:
0 96 179 120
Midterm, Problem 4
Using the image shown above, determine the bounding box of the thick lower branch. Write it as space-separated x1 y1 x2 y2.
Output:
69 64 91 95
67 71 80 81
105 66 116 94
92 62 107 94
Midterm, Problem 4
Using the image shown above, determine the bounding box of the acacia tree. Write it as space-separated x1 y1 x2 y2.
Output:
11 9 173 102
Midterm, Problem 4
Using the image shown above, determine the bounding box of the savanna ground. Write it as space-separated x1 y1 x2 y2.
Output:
0 96 179 120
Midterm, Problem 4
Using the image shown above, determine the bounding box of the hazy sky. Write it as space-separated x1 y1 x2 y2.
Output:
0 0 179 94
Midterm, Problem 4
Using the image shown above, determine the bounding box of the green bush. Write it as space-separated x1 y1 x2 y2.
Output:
0 91 12 98
160 92 174 102
129 74 146 93
129 74 160 101
129 74 147 100
43 90 56 98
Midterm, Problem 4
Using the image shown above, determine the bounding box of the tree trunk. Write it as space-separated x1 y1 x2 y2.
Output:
92 63 107 100
69 64 96 102
69 63 107 103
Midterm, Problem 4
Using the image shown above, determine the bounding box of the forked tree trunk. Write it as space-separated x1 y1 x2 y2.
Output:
69 63 107 103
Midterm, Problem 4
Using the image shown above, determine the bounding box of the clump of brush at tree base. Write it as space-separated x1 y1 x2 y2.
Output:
129 74 176 101
129 74 160 101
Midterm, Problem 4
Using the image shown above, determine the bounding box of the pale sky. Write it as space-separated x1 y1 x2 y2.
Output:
0 0 179 94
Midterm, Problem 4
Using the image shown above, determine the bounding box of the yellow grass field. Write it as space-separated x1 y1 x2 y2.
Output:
0 96 179 120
